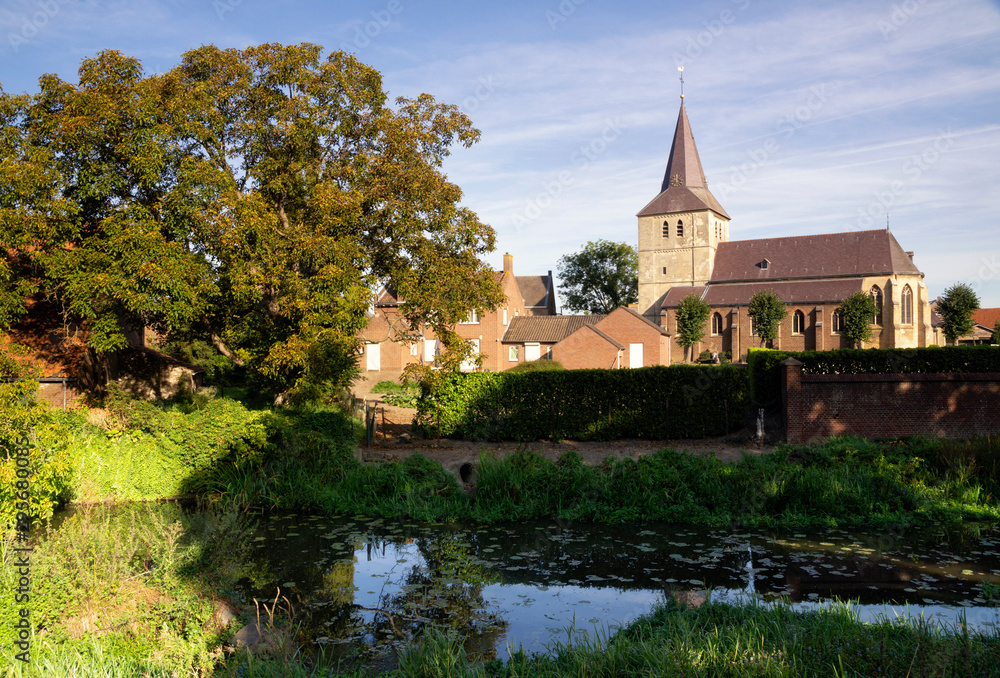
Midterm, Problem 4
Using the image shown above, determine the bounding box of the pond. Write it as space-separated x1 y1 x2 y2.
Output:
233 512 1000 669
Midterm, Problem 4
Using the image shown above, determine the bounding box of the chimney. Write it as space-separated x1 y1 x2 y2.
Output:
906 251 914 261
503 253 513 275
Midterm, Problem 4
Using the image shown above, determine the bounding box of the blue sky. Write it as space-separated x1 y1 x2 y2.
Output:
3 0 1000 307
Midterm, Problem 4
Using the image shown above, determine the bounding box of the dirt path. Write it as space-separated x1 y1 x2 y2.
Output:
357 402 773 470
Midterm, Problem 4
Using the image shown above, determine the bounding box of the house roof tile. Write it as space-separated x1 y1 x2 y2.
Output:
501 315 604 343
515 275 551 309
973 308 1000 330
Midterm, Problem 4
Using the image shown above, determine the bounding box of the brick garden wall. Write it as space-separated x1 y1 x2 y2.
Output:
781 358 1000 443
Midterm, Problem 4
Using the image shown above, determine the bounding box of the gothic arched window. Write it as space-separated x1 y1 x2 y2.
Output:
711 312 723 336
676 220 684 238
901 285 913 325
793 310 805 335
870 285 883 325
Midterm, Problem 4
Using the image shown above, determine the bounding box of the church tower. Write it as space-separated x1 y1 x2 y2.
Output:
637 102 730 321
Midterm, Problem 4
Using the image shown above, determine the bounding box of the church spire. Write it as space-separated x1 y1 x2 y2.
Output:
660 103 709 193
637 99 728 219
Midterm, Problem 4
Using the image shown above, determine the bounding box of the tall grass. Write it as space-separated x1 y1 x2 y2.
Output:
387 599 1000 677
1 504 255 677
208 435 1000 529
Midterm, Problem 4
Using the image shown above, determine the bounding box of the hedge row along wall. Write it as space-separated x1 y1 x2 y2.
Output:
415 365 751 441
748 345 1000 405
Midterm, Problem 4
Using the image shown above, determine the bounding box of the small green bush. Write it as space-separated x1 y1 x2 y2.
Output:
506 359 565 374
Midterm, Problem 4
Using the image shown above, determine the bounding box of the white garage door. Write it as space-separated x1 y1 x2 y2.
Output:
424 339 438 362
460 339 480 371
629 343 644 368
366 342 380 371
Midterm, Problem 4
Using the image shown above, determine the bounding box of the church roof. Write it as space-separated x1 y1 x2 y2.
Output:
662 279 865 308
711 229 922 282
637 104 729 219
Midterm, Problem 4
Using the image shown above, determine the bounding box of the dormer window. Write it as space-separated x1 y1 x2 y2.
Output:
759 259 770 270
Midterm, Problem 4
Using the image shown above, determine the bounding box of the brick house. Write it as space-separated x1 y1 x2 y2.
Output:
928 304 999 346
638 101 934 363
551 307 671 369
499 306 671 370
500 315 602 367
358 254 554 373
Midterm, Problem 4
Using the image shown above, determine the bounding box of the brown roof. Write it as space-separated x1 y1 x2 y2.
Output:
973 308 1000 329
710 230 921 282
637 104 729 219
502 315 604 343
375 286 401 306
662 279 864 308
515 274 551 310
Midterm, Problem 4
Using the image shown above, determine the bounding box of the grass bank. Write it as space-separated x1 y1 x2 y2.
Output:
215 433 1000 530
385 598 1000 678
9 386 1000 529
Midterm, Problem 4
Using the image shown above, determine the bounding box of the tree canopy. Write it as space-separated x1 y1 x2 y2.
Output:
747 290 786 346
674 294 711 362
0 44 504 401
557 240 637 314
838 291 879 348
937 283 980 345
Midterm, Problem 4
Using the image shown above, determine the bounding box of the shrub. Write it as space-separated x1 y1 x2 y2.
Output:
506 359 565 374
415 365 751 441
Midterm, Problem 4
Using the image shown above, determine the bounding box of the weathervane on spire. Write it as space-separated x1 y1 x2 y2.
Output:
678 66 685 101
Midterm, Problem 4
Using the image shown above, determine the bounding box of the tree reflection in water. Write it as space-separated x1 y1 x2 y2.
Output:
372 533 507 660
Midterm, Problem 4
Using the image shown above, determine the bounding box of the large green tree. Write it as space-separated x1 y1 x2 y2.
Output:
937 283 980 345
0 44 504 401
838 291 879 348
675 294 711 363
557 240 637 314
747 289 787 347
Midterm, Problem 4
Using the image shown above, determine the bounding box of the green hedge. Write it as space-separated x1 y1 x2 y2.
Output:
748 345 1000 405
415 365 751 441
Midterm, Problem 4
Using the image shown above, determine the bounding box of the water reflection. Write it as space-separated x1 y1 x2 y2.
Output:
236 515 1000 664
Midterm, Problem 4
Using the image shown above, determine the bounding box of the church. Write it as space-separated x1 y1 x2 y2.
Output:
638 101 934 363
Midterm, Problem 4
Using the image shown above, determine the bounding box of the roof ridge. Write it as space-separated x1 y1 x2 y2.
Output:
719 228 891 246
